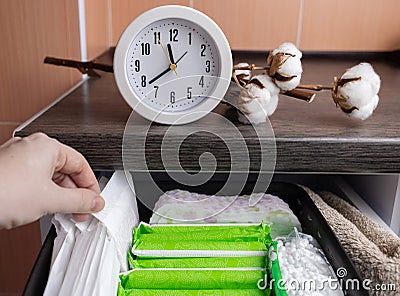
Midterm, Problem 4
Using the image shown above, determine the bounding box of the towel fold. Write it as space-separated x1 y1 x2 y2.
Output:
301 186 400 296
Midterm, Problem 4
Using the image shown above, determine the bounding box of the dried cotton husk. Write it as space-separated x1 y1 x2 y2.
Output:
233 62 252 86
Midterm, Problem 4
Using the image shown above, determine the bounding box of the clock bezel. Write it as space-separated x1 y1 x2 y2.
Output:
114 5 232 125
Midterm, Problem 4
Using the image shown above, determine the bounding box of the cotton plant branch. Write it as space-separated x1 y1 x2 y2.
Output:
44 57 114 77
231 42 381 123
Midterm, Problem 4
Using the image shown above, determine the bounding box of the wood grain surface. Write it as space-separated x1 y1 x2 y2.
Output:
16 50 400 173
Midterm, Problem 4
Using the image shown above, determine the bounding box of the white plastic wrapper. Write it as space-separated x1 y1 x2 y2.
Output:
332 62 380 120
267 42 303 91
237 74 280 124
150 189 301 238
44 171 139 296
276 228 344 296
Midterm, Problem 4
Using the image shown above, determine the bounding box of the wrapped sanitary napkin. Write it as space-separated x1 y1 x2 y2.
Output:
150 190 301 238
44 171 139 296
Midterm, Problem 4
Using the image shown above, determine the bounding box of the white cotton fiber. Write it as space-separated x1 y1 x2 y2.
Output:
268 42 303 91
237 75 280 124
333 63 381 120
272 42 303 58
233 62 251 82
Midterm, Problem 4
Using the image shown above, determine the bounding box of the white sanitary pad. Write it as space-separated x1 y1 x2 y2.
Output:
44 171 139 296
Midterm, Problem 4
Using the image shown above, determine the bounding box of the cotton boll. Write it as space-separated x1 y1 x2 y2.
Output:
237 75 280 124
272 42 303 59
233 62 251 84
348 94 379 120
341 63 380 94
267 42 303 91
332 62 381 120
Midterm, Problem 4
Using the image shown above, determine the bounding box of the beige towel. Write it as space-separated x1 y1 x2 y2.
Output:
301 186 400 296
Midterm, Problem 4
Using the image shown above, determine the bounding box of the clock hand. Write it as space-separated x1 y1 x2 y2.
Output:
157 38 177 75
149 50 188 85
175 50 188 64
167 44 175 64
149 67 171 85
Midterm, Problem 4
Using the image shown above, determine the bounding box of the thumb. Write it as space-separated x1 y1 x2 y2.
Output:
46 185 105 215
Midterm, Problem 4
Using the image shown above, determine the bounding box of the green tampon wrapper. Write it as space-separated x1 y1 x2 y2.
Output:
134 223 271 243
132 222 271 256
130 256 267 269
119 223 273 295
120 269 267 290
118 285 270 296
133 240 268 252
269 241 288 296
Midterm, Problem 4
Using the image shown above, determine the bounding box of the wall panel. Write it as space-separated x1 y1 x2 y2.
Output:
86 0 111 59
301 0 400 51
0 1 82 294
0 0 82 123
193 0 300 51
111 0 190 45
0 124 18 145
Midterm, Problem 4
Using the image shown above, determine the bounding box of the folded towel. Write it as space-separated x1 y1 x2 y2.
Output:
301 186 400 296
318 190 400 259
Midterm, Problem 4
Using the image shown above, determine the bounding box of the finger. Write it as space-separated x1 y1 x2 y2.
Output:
72 213 90 222
0 136 21 148
53 173 77 188
46 185 105 215
54 142 100 194
52 175 93 222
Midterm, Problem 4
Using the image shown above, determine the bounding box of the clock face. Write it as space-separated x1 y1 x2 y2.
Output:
125 18 221 113
114 5 232 124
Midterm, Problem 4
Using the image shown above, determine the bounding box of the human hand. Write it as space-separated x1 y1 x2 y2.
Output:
0 133 105 229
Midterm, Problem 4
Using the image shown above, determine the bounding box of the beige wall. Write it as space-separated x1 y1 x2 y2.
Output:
0 0 398 294
301 0 400 51
111 0 190 45
0 1 82 294
110 0 400 51
85 0 111 59
0 0 82 145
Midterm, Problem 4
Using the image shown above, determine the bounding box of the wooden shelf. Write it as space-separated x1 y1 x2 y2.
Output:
16 50 400 173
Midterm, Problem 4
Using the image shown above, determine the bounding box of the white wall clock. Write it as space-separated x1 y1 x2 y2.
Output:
114 5 232 125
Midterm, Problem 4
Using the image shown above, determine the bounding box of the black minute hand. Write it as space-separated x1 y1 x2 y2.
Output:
167 44 175 64
175 51 188 64
149 51 188 85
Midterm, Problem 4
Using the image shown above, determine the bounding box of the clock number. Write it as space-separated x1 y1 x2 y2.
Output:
188 32 192 45
200 44 206 57
154 86 159 98
141 75 147 87
154 32 161 44
134 60 140 72
169 29 178 42
170 91 176 104
141 43 150 55
205 60 211 73
187 86 192 99
199 76 204 88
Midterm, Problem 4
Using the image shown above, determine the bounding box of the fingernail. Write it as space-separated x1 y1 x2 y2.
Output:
91 196 105 212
